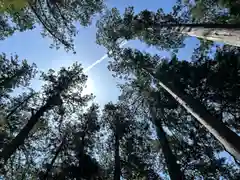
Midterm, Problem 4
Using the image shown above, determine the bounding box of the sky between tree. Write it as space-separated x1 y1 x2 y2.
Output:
0 0 200 107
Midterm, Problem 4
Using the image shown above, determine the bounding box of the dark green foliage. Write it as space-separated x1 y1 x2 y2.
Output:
96 7 186 53
0 57 164 179
1 1 240 179
0 0 104 51
183 0 240 23
0 53 37 103
120 123 163 180
38 104 102 180
102 103 132 180
104 42 240 178
0 61 102 179
155 46 240 133
101 102 162 180
0 62 93 165
96 3 240 59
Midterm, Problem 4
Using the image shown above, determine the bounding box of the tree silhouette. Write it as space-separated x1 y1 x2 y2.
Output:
0 0 104 51
0 63 92 165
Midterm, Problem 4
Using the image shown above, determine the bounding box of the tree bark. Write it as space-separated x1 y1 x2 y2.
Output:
0 97 54 163
140 65 240 161
178 26 240 47
4 92 36 136
149 106 185 180
114 119 121 180
153 75 240 161
144 22 240 47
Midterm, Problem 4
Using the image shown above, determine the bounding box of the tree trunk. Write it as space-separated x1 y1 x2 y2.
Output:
6 92 36 120
3 92 35 134
114 120 121 180
140 65 240 161
178 26 240 47
44 136 66 180
0 98 53 163
149 106 185 180
78 128 86 177
144 22 240 47
154 76 240 161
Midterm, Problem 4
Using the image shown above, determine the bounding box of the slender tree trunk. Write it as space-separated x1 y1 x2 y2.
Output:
149 72 240 161
78 128 86 177
44 136 66 180
0 96 55 163
80 125 88 156
149 106 185 180
114 120 121 180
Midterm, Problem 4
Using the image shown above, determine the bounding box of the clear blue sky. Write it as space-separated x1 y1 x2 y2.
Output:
0 0 199 107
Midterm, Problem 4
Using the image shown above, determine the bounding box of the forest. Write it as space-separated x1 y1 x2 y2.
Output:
0 0 240 179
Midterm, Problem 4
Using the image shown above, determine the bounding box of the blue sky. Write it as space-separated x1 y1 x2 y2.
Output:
0 0 237 172
0 0 199 107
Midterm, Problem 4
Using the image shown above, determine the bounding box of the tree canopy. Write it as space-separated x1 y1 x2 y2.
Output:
0 0 104 51
1 0 240 179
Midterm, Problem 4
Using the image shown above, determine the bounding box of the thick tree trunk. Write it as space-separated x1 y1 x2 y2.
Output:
0 99 53 163
145 22 240 47
156 77 240 161
149 106 185 180
141 66 240 161
114 123 121 180
178 26 240 47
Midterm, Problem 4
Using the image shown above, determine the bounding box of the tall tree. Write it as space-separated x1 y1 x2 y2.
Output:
156 46 240 134
0 90 36 142
105 45 240 160
148 94 184 179
1 0 104 51
101 102 162 180
102 103 126 180
0 63 91 164
96 7 240 55
39 103 102 180
42 133 66 179
119 76 185 179
0 90 47 178
120 122 163 180
119 69 240 179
